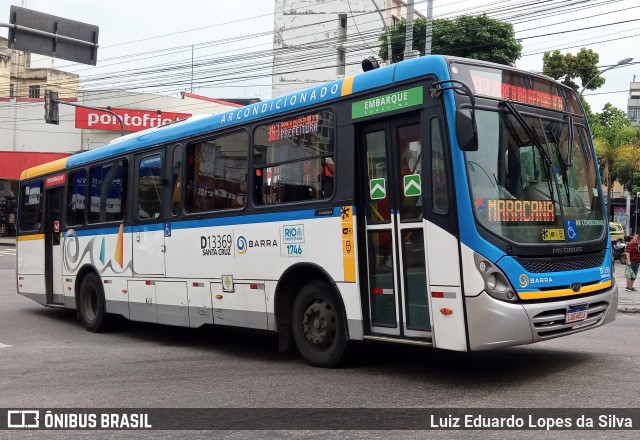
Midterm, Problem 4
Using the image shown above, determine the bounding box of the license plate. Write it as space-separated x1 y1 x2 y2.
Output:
566 307 588 323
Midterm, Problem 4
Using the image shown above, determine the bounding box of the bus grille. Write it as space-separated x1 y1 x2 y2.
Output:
518 253 605 273
532 300 608 338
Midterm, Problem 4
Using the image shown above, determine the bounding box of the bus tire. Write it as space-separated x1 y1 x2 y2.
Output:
79 272 109 332
292 281 347 367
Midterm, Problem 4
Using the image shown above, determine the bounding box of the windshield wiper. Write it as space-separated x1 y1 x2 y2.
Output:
501 100 557 205
544 117 573 206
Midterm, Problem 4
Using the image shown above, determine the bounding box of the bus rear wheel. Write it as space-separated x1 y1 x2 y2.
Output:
292 281 347 367
79 272 110 332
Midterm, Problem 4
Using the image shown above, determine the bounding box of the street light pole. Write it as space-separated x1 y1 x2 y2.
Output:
633 193 640 235
579 57 634 96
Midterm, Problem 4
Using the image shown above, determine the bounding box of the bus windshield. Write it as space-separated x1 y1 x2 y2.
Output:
466 109 605 244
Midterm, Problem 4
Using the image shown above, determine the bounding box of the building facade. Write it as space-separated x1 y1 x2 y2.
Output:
272 0 420 97
628 79 640 126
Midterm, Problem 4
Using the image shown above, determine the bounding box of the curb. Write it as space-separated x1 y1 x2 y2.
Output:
0 241 15 247
618 307 640 314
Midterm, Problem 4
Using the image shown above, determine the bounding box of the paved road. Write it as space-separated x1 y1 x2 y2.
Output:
1 246 639 438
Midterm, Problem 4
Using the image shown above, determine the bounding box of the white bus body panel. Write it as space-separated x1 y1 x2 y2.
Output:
423 221 466 351
17 238 46 302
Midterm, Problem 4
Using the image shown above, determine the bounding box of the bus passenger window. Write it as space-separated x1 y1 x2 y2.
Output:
253 110 335 205
67 169 87 226
186 131 248 213
88 160 127 223
20 180 43 231
171 144 183 216
138 154 163 220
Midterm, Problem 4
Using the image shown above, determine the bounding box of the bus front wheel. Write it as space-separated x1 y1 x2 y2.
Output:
292 281 347 367
79 272 110 332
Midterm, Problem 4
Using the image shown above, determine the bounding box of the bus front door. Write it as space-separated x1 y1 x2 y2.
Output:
360 116 431 338
44 186 64 305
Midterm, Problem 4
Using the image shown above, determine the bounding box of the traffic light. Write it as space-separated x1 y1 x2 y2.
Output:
44 90 59 124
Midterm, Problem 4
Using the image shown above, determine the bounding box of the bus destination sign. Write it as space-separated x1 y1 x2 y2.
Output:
469 70 564 111
480 199 556 223
449 63 584 115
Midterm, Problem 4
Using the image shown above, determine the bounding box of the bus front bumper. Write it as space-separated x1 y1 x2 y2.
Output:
465 280 618 351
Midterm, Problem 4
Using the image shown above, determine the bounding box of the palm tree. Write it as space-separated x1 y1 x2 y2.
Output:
594 121 640 214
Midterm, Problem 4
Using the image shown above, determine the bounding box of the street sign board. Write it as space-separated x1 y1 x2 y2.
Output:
8 6 99 65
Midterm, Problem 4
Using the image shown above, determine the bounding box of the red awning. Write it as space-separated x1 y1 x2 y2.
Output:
0 152 70 180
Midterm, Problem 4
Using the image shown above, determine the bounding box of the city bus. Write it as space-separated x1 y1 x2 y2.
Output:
17 55 616 367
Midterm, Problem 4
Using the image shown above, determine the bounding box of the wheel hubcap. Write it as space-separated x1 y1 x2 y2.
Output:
302 298 336 349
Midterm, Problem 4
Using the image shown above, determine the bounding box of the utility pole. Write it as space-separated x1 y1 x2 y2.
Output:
404 0 415 60
424 0 434 55
370 0 392 63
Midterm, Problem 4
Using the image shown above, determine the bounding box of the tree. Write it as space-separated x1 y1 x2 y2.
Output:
598 103 631 128
542 48 604 92
379 14 522 65
592 104 640 207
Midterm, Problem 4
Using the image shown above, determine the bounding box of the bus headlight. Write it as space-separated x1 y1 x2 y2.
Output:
473 253 519 302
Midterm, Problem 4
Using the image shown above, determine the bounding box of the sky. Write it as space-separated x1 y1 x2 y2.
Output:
1 0 639 113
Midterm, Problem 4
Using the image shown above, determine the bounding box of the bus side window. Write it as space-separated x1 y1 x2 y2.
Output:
88 160 127 224
171 144 183 216
186 131 248 213
20 180 43 231
138 154 163 220
67 169 87 226
430 118 449 214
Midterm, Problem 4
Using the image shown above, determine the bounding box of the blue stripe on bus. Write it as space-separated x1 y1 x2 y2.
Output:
61 207 346 237
172 207 342 230
132 223 165 232
351 64 396 93
65 225 132 237
393 56 449 83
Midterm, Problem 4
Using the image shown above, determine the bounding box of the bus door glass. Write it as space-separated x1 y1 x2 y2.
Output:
132 151 166 276
44 184 64 305
360 115 431 337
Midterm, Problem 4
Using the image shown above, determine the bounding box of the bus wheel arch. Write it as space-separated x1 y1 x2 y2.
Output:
274 264 348 367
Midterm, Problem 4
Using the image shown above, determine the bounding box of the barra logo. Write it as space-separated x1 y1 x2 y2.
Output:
7 410 40 428
237 236 248 255
519 274 529 288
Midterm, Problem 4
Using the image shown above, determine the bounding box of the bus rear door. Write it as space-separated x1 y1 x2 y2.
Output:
44 181 65 305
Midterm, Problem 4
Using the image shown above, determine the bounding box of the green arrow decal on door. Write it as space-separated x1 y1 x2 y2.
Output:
403 174 421 197
370 178 386 200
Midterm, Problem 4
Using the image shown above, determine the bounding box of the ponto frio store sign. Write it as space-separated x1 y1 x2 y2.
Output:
75 107 192 132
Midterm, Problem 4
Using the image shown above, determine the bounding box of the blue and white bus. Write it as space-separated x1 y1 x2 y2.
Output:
17 55 616 367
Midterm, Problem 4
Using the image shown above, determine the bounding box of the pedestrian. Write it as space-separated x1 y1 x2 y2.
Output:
625 234 640 291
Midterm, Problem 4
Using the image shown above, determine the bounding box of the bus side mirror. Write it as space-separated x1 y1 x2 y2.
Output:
456 108 478 151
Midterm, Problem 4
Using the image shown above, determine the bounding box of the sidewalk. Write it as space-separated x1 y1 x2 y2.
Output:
613 261 640 314
0 233 637 313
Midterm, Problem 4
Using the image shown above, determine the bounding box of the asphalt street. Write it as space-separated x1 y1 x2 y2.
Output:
0 244 639 439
